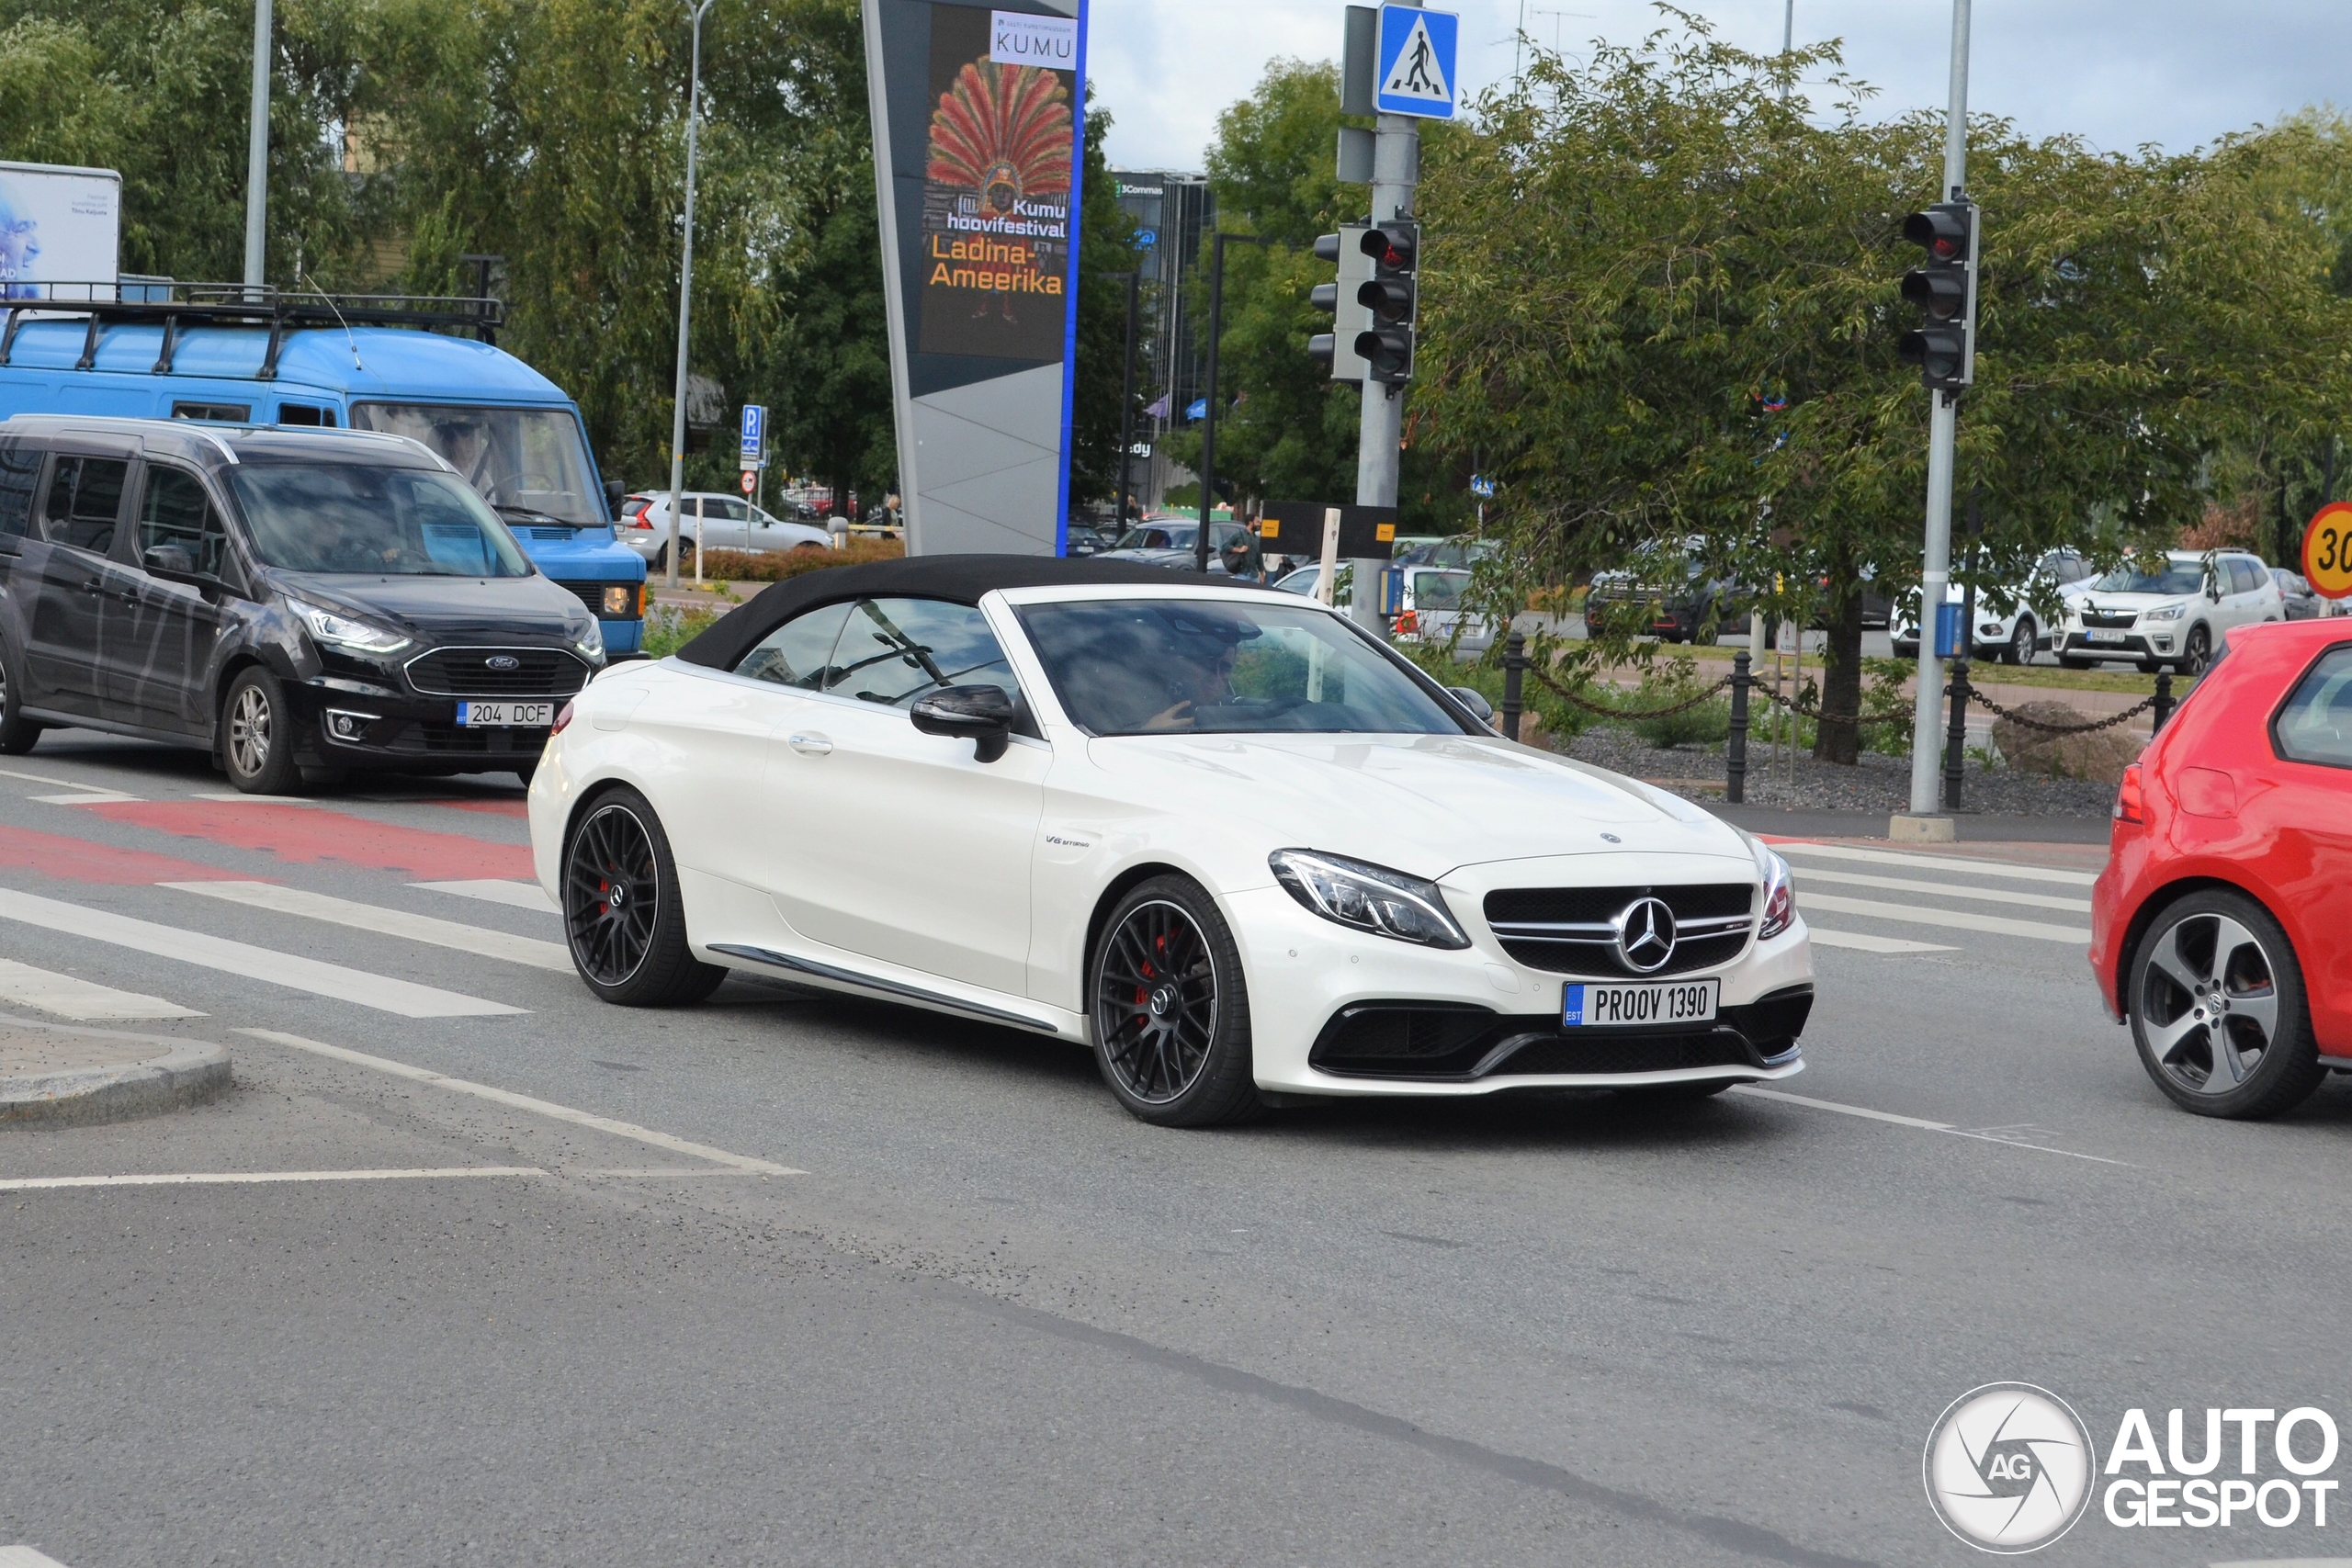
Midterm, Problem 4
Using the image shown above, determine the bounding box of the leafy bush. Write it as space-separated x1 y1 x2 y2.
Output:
1623 661 1732 749
641 604 723 659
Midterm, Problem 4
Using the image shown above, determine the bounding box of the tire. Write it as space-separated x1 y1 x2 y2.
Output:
0 640 42 755
2004 617 2035 666
220 667 302 795
513 761 537 788
2127 888 2324 1119
561 787 727 1006
1088 875 1261 1127
2178 624 2212 677
652 543 698 573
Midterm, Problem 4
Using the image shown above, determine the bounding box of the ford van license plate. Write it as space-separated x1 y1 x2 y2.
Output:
457 701 554 728
1563 978 1719 1028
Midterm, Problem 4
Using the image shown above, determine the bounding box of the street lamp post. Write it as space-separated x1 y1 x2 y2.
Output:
664 0 717 590
243 0 273 295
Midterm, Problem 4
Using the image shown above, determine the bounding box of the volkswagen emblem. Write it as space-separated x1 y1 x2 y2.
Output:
1612 897 1679 974
485 655 522 671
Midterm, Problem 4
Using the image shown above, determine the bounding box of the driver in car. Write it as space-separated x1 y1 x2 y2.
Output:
1139 629 1243 732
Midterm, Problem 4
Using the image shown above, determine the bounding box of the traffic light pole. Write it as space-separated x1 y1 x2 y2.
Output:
1906 0 1970 820
1353 105 1418 636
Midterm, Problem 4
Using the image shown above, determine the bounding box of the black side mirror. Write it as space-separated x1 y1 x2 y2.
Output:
141 544 204 583
1447 685 1496 726
604 478 626 521
910 683 1014 762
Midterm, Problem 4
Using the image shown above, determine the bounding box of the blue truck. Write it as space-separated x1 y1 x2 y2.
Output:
0 286 645 650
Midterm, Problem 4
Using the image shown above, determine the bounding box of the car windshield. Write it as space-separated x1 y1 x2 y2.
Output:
2092 561 2204 595
347 401 603 526
228 463 533 577
1114 521 1244 552
1412 571 1467 610
1018 598 1466 737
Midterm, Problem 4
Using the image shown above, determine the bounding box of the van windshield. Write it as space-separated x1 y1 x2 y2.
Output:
348 402 602 526
228 464 534 577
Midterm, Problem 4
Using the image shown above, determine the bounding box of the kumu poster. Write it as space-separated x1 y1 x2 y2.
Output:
916 6 1076 360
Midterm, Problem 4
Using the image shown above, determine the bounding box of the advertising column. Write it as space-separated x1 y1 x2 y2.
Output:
863 0 1088 555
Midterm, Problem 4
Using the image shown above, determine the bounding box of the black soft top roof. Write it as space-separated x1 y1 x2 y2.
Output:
672 553 1261 671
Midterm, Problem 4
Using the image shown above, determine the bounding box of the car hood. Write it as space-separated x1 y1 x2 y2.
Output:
1083 731 1750 878
2071 592 2199 616
269 570 589 640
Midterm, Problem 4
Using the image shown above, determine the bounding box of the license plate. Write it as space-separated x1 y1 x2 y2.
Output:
456 700 554 728
1563 977 1719 1028
2086 628 2128 644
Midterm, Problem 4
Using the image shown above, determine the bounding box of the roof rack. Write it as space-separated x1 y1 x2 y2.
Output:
0 282 505 380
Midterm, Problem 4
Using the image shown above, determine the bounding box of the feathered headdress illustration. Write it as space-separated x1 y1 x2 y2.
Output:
927 61 1073 214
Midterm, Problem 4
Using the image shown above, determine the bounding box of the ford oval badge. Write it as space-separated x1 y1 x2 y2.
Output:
486 655 523 671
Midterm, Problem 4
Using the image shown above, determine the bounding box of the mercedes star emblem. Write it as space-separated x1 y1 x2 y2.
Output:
1612 896 1679 974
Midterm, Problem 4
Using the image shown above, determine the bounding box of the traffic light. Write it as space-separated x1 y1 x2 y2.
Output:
1897 200 1976 393
1308 226 1374 381
1353 220 1419 384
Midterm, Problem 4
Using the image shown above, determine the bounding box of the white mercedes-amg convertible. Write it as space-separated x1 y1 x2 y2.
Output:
528 556 1814 1125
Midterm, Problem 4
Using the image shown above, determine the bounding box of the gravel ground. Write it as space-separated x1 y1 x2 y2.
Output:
1557 723 2118 817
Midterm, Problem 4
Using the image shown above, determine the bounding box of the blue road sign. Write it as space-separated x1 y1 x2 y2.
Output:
740 404 765 466
1375 6 1458 118
1469 473 1495 499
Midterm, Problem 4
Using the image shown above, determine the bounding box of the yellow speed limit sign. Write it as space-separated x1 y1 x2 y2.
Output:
2307 500 2352 598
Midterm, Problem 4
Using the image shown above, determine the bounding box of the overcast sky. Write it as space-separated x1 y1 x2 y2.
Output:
1090 1 2350 174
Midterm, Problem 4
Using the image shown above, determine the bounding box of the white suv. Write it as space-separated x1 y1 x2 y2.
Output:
1890 547 2099 665
2057 550 2283 675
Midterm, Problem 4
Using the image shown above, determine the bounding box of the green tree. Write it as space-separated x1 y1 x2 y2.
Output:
1069 86 1142 507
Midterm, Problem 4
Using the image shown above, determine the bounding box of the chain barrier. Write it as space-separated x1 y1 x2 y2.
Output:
1526 662 1733 718
1748 683 1912 730
1961 686 2158 736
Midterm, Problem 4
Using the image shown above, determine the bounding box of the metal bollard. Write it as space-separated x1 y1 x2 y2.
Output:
2152 669 2175 734
1942 657 1970 811
1726 651 1750 804
1501 631 1525 742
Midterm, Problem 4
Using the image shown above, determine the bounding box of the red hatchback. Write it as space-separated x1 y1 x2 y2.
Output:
2092 618 2352 1117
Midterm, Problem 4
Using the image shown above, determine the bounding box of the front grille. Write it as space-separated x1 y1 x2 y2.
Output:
2079 609 2138 628
1484 883 1754 976
385 720 553 755
555 580 639 620
405 647 590 698
1490 1031 1753 1077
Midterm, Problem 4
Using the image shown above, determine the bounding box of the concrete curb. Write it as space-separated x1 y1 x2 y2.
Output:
0 1025 232 1127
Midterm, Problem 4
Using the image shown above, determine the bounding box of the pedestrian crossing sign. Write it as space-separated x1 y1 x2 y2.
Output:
1375 6 1458 118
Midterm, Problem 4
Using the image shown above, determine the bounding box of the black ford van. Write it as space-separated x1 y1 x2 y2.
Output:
0 415 608 792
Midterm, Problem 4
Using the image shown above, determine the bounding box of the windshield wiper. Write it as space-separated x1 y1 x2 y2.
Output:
492 503 581 528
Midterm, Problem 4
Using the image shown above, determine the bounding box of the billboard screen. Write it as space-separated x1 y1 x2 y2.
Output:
0 162 122 301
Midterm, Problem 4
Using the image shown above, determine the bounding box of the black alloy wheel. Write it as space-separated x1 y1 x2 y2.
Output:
2129 889 2324 1119
2005 615 2036 667
221 667 300 794
2178 624 2212 677
1090 875 1261 1127
561 786 727 1006
0 641 41 755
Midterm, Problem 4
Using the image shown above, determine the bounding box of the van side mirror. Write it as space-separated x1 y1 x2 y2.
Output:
141 544 206 584
910 684 1014 762
604 478 626 521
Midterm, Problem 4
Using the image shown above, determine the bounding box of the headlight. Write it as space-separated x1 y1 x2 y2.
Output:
287 596 411 656
572 618 606 662
601 583 636 617
1758 848 1796 940
2143 602 2184 622
1269 849 1470 949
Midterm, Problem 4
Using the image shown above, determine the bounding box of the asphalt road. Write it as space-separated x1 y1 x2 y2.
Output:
2 731 2346 1568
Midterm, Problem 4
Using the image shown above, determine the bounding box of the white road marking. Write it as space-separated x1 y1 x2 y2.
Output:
1795 891 2088 944
0 887 525 1019
1730 1087 2128 1164
1774 840 2099 886
238 1029 801 1176
1804 928 1955 954
0 957 203 1020
163 881 571 971
32 791 141 805
0 1168 546 1191
0 1545 74 1568
412 878 560 915
1794 867 2093 914
188 791 320 806
0 766 126 794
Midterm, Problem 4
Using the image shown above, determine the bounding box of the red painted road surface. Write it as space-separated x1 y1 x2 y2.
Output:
0 823 257 884
83 801 536 881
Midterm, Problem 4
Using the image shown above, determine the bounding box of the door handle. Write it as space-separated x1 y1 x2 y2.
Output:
786 732 832 756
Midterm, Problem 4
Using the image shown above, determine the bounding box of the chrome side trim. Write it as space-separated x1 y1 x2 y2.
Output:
706 943 1062 1035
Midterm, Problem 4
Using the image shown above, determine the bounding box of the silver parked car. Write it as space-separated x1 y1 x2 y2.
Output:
621 491 833 570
